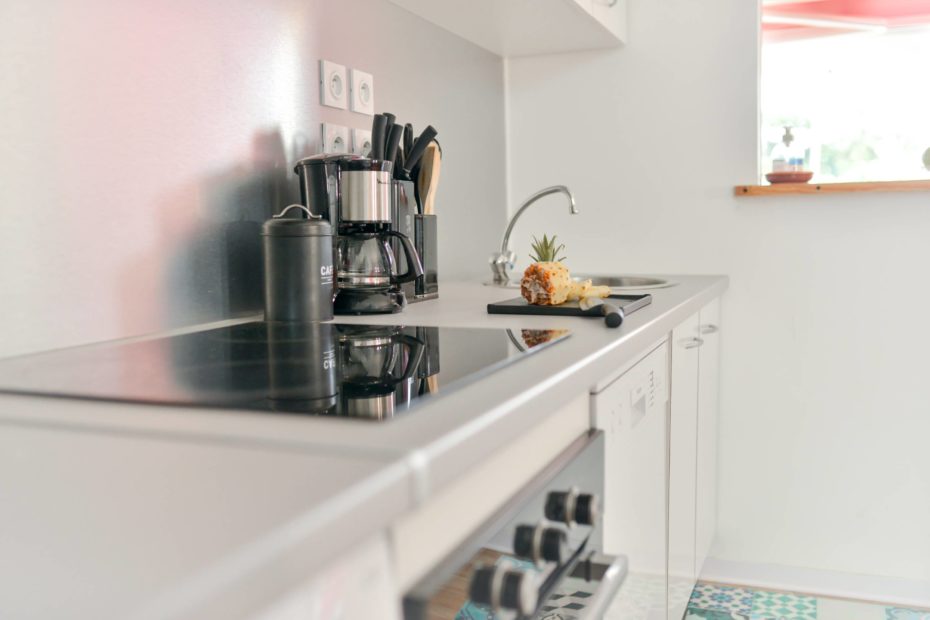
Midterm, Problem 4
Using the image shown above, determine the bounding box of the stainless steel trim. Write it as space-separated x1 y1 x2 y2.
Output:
490 565 505 612
340 335 394 347
532 522 545 567
682 337 705 349
343 394 394 420
341 170 392 222
571 553 629 618
564 486 579 526
338 274 392 287
700 324 719 335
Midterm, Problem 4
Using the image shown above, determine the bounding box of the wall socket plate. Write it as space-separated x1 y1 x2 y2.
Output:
321 123 349 153
353 129 373 156
349 69 375 115
320 60 348 109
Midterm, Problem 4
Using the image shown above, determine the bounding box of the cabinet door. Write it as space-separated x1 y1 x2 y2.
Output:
668 313 700 620
695 298 721 575
585 0 628 40
592 343 668 620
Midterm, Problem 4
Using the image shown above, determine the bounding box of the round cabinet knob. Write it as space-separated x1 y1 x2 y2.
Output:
545 489 601 526
468 565 538 615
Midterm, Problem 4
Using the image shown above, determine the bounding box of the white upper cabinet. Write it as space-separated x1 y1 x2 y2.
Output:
388 0 627 57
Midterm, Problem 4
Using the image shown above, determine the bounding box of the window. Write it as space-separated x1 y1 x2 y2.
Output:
761 0 930 183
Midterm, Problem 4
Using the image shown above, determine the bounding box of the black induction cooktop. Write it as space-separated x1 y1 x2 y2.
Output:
0 322 570 421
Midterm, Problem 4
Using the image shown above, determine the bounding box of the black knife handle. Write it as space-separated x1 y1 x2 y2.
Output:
370 114 387 160
602 302 624 328
394 147 406 180
404 125 438 175
382 112 396 159
385 123 404 166
403 123 415 157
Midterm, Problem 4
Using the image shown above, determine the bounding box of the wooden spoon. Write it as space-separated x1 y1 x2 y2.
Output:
417 142 442 215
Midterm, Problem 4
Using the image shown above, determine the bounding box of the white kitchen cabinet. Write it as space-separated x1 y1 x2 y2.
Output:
668 314 701 619
592 341 669 620
695 298 721 575
594 296 723 620
585 0 628 41
387 0 626 57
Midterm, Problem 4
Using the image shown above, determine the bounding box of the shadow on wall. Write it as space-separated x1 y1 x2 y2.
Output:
119 128 312 334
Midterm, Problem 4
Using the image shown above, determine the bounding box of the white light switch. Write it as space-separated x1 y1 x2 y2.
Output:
320 60 348 109
352 128 372 156
321 123 349 153
349 69 374 115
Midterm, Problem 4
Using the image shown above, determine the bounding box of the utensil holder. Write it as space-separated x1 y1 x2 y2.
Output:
392 180 439 303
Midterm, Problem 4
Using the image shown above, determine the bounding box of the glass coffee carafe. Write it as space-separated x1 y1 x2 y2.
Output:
336 229 422 291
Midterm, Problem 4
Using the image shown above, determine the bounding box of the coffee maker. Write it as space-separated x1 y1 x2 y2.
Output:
294 155 424 314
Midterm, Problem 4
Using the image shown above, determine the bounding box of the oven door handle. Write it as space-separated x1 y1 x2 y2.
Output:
567 552 629 618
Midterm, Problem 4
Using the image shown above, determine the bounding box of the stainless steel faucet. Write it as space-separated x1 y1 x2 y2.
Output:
489 185 578 285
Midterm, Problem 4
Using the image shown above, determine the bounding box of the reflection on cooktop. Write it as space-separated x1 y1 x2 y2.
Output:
0 322 571 421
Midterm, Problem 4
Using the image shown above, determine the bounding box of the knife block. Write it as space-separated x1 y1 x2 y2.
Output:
392 180 439 303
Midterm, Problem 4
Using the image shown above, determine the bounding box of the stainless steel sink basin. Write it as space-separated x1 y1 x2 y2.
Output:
488 274 676 291
574 275 676 291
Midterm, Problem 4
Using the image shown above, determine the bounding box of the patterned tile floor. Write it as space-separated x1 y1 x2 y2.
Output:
686 582 930 620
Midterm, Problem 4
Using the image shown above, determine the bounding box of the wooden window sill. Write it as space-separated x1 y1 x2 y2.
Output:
734 179 930 197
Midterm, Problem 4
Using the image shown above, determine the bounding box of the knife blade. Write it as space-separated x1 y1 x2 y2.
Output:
579 296 624 328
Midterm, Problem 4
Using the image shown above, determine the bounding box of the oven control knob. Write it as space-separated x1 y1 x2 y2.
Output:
512 524 569 564
468 565 538 615
574 493 600 526
513 524 536 560
468 566 496 607
539 526 569 564
545 489 600 526
499 568 539 615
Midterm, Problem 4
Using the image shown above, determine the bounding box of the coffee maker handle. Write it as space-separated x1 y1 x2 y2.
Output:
396 334 427 383
385 230 425 284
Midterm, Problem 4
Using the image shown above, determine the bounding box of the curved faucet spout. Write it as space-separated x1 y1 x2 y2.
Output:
488 185 578 285
500 185 577 255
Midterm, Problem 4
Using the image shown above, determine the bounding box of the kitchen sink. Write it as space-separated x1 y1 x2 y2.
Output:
574 275 676 291
490 275 675 291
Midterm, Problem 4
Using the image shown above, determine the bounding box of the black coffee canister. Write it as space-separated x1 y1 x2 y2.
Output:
262 204 334 322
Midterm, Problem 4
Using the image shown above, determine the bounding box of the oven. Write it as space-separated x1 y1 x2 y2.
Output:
403 431 626 619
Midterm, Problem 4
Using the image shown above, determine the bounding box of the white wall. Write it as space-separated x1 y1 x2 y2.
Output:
0 0 506 358
506 0 930 586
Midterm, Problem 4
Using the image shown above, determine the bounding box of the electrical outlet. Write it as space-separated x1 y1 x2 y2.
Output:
321 123 349 153
349 69 374 115
319 60 348 109
353 129 373 156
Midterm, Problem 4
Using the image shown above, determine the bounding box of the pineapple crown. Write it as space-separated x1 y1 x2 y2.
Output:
529 234 567 263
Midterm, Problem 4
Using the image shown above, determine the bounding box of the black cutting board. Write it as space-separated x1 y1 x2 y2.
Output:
487 293 652 317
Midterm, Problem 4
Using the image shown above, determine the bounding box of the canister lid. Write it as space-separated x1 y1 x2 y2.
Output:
262 205 333 237
342 158 393 173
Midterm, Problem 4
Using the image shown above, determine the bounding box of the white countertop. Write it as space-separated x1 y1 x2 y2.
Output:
0 275 727 619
